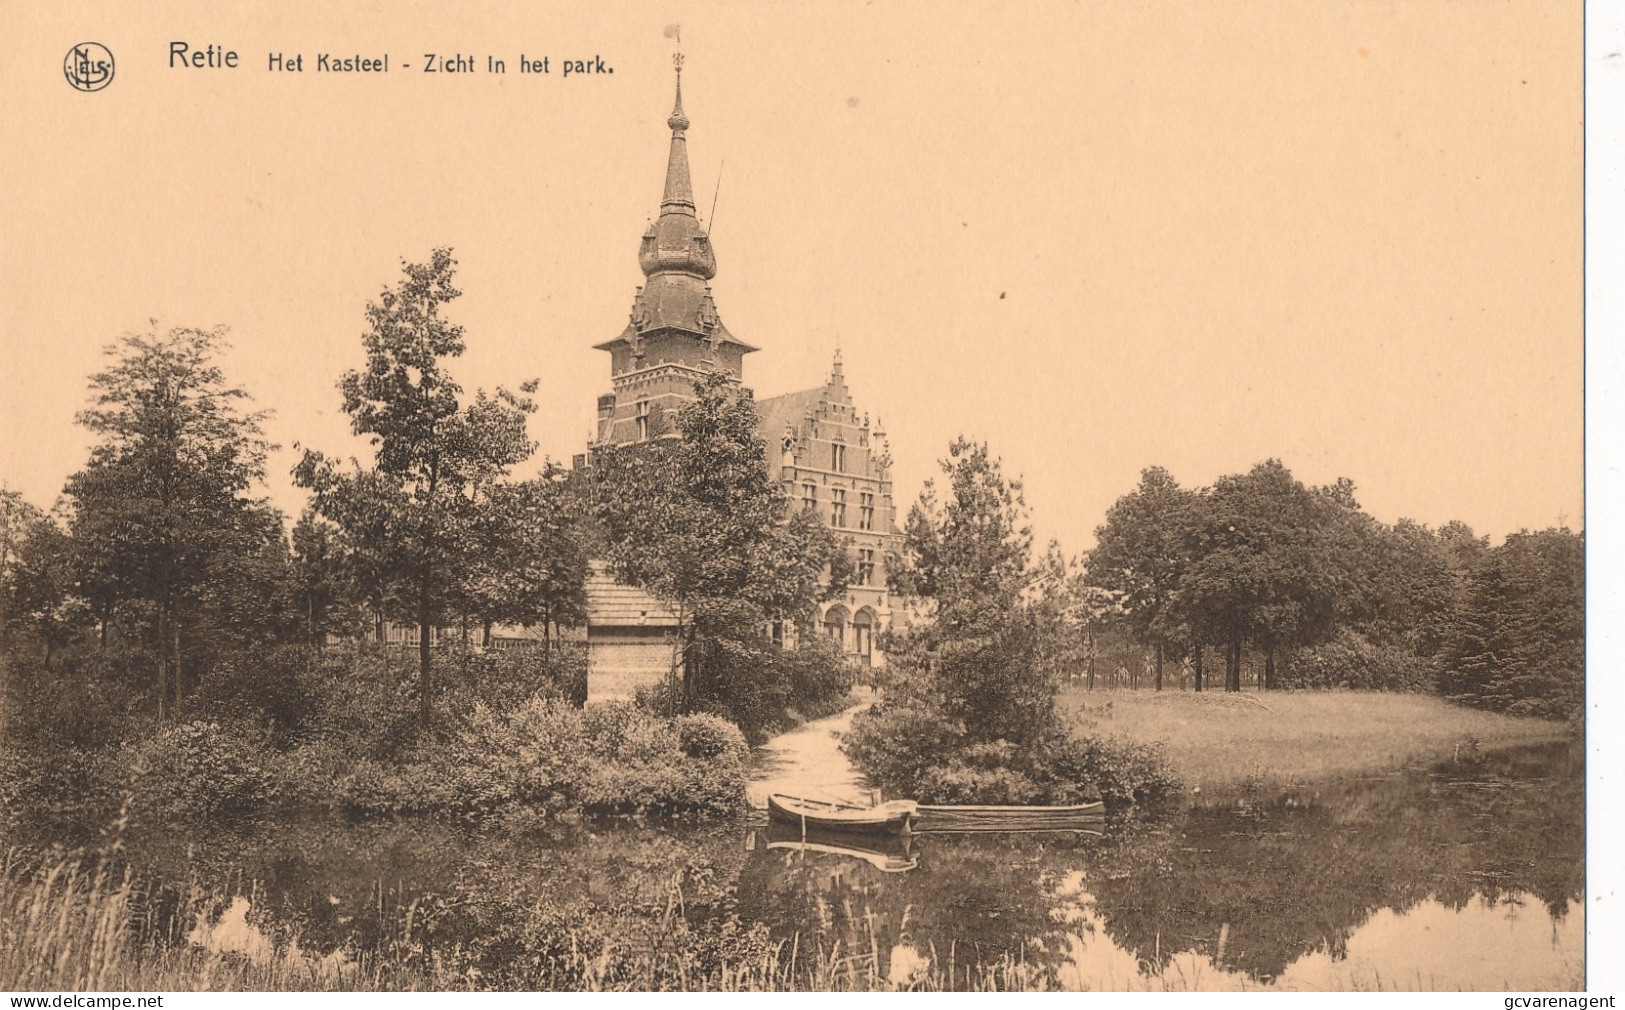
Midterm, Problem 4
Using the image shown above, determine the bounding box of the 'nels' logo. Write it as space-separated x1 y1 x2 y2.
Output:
65 43 115 92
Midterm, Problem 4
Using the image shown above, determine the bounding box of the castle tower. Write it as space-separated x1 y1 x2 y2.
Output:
591 55 758 447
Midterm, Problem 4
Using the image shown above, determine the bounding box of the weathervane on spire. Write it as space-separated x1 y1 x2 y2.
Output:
665 26 688 132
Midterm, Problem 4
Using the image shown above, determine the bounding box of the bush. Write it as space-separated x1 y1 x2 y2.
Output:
1041 732 1179 807
775 634 854 722
0 744 124 832
842 697 965 799
844 697 1178 808
124 721 275 820
439 697 748 819
1286 631 1434 693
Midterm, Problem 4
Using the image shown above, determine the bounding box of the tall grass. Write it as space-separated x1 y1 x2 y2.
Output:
0 846 1065 992
0 850 409 992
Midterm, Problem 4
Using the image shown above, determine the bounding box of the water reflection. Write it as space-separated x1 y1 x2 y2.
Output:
104 740 1581 991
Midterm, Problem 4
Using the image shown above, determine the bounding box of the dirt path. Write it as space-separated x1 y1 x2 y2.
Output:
746 690 877 809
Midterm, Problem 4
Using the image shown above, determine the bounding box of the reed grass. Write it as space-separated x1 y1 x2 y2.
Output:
0 847 1068 992
0 850 411 992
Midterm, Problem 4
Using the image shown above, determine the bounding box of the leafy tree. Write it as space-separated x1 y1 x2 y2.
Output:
1 490 86 670
457 467 589 648
296 249 536 726
1176 460 1352 691
1084 466 1198 690
587 371 842 717
290 510 354 648
62 325 276 717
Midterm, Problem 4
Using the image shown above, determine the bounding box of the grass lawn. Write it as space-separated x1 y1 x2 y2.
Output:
1058 688 1570 795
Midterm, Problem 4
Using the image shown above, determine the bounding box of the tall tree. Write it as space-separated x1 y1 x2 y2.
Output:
1177 460 1352 691
1085 466 1197 690
897 437 1033 622
588 371 841 709
296 249 535 726
62 326 274 717
889 437 1054 744
1437 527 1583 717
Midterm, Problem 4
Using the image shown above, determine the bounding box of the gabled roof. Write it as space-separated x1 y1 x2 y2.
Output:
756 387 824 442
585 560 681 627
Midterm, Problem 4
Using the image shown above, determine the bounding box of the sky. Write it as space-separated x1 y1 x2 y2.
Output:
0 1 1582 555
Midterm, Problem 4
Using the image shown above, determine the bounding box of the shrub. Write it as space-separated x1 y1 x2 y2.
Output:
441 697 748 819
336 756 456 818
1041 732 1179 807
844 697 1179 808
124 721 275 820
1286 631 1433 693
0 744 124 832
775 635 854 722
842 697 965 799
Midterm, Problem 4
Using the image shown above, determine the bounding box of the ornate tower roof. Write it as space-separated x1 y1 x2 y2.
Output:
638 55 716 281
595 55 755 356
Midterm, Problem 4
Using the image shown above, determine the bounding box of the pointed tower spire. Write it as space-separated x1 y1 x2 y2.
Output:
661 53 695 214
637 51 716 281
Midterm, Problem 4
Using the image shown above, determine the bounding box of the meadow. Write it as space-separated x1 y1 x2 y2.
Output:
1059 688 1571 796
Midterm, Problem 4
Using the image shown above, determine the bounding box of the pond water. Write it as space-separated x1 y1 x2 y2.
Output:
104 740 1583 991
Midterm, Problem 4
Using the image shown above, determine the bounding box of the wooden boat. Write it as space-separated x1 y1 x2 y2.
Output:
766 793 918 835
913 801 1105 833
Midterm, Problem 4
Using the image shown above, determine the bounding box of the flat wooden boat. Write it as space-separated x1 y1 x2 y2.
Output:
913 801 1105 833
766 793 918 835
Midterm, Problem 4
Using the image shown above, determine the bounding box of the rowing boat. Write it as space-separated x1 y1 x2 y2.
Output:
766 793 918 835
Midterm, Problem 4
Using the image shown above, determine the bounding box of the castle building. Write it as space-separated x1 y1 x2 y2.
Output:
578 60 902 699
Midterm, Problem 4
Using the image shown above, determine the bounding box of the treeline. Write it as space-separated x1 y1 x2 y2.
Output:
1 253 591 729
1078 463 1583 718
0 248 856 830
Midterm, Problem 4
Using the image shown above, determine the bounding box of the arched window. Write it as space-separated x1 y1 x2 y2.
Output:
823 605 849 650
853 608 876 665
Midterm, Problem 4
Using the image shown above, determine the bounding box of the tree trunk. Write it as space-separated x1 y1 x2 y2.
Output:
1154 641 1164 692
1193 643 1204 692
1263 643 1276 690
173 620 183 715
418 579 433 729
482 621 492 648
1225 637 1242 692
155 613 168 721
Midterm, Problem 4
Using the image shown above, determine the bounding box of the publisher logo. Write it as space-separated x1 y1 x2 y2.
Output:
64 43 115 92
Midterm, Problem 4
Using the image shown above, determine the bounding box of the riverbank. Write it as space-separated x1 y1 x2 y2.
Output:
1058 689 1570 796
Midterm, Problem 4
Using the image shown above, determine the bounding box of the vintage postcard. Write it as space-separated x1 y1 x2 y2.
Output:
0 1 1597 996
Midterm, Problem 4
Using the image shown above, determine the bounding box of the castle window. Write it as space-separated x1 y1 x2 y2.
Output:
859 492 875 530
832 488 847 527
636 400 650 440
858 548 875 586
831 442 847 472
801 482 817 511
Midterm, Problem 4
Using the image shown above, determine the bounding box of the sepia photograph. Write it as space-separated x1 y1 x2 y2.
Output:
0 0 1597 995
